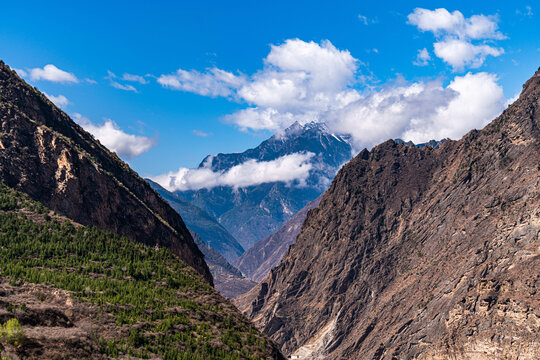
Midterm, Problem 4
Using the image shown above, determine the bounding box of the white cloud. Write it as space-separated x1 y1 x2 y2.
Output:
408 8 505 71
111 81 137 92
73 113 156 159
408 8 504 40
414 48 431 66
13 68 27 77
157 67 246 97
122 73 148 84
516 6 533 17
158 38 505 156
85 78 98 84
30 64 78 83
357 14 377 25
325 72 504 148
433 39 503 70
106 70 138 92
400 72 505 143
192 129 211 137
152 152 314 191
44 93 69 108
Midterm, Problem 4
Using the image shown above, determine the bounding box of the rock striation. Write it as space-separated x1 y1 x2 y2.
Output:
234 196 322 283
237 68 540 359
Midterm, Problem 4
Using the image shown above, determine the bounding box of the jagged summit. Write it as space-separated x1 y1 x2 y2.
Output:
175 119 353 251
236 67 540 359
199 121 352 172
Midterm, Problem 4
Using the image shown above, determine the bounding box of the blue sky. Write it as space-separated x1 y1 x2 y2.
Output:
1 1 538 181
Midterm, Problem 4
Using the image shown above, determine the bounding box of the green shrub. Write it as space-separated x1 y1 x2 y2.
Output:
0 318 25 346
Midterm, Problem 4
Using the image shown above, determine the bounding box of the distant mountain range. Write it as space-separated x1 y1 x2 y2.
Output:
170 121 353 251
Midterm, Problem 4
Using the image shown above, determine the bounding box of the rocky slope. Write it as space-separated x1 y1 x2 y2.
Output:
237 68 540 359
0 61 211 282
234 196 322 282
0 183 283 359
171 122 352 250
148 179 244 262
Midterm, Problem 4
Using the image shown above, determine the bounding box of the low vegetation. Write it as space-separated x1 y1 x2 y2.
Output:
0 183 272 359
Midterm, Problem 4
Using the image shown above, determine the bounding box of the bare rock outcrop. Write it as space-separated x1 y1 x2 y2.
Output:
237 68 540 359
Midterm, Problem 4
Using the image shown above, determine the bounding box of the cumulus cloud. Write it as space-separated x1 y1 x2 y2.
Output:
158 38 505 157
408 8 505 71
414 48 431 66
73 113 156 159
30 64 78 83
433 39 503 70
152 152 314 191
326 72 504 148
159 39 360 131
44 93 69 108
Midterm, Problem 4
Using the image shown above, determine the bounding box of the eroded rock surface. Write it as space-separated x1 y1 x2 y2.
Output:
237 68 540 359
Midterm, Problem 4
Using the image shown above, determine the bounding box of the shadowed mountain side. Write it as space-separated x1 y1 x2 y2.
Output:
0 61 211 282
148 179 244 262
190 230 257 298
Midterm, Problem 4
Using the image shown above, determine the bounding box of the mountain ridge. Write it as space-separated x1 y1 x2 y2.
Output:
0 61 211 282
236 67 540 359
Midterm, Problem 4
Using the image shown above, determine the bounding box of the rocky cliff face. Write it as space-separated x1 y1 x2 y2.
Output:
237 68 540 359
0 61 211 283
174 122 352 250
234 196 321 283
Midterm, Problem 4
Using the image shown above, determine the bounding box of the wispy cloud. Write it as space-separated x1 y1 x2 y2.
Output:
106 70 138 92
122 73 148 84
413 48 431 66
192 129 212 137
30 64 78 83
516 5 533 17
357 14 378 25
158 67 246 97
111 81 137 92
